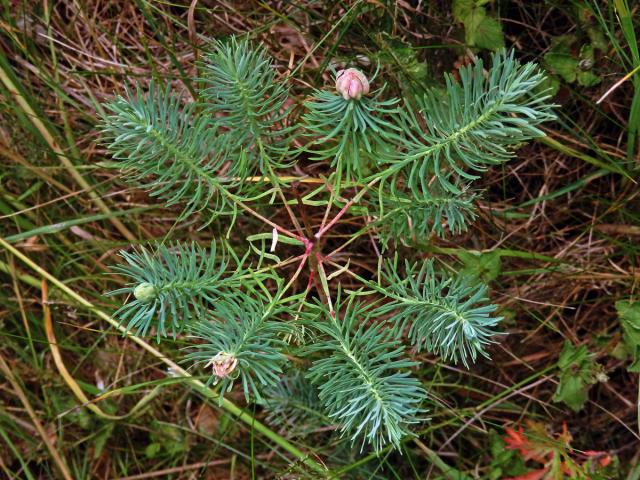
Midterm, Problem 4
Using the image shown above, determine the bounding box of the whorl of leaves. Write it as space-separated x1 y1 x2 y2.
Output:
101 38 556 453
301 87 402 182
200 36 294 174
185 297 290 403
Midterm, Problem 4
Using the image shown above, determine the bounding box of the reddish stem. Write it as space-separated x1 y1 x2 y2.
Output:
314 178 379 240
314 198 355 240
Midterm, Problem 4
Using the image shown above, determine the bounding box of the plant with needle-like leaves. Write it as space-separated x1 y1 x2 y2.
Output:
99 36 555 454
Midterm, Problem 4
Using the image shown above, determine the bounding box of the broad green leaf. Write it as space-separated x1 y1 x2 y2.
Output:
535 75 561 96
373 33 428 84
555 375 589 412
577 71 601 87
615 300 640 372
473 16 505 50
586 25 608 52
577 44 600 86
453 0 504 51
452 0 474 21
544 35 579 83
544 35 600 87
463 7 487 47
457 250 501 283
552 341 604 412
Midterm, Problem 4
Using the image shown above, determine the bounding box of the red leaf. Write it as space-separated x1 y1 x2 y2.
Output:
584 450 612 467
503 425 548 463
505 468 548 480
504 427 527 451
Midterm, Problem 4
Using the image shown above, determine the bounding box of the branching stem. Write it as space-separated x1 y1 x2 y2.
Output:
0 238 328 476
314 178 380 240
227 191 306 243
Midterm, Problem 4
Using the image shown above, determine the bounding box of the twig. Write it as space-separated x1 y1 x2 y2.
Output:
228 193 306 243
314 178 379 240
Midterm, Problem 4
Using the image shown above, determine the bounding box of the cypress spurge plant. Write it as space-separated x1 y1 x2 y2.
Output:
100 37 555 454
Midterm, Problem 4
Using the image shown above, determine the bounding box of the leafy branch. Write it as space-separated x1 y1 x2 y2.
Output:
100 82 235 220
374 186 478 245
305 296 426 451
380 50 556 195
185 296 290 403
200 36 294 175
302 88 402 182
109 242 266 340
375 258 503 367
